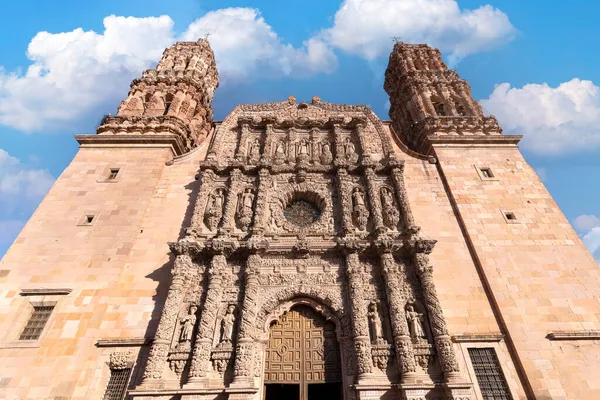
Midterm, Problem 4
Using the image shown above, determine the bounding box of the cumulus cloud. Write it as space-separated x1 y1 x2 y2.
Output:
0 10 337 133
481 79 600 155
182 8 337 81
572 214 600 264
314 0 516 63
0 148 55 252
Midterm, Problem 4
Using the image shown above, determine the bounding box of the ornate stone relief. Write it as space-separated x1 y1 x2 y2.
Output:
203 188 225 231
110 351 133 370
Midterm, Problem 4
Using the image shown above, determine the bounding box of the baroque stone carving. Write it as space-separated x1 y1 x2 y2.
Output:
220 304 236 344
351 188 370 231
406 304 426 342
110 351 133 370
381 187 400 230
204 188 225 231
179 305 197 343
236 188 255 232
368 301 384 344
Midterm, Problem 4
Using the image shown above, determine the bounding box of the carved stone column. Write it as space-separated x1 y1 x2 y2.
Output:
379 252 418 382
142 254 192 383
251 169 271 236
335 168 353 236
345 252 374 379
189 169 217 232
333 124 346 166
219 169 243 234
235 122 250 161
186 254 227 385
354 122 367 160
363 168 385 233
232 254 261 385
414 253 461 382
390 166 417 231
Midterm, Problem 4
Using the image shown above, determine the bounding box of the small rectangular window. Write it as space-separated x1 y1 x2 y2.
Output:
107 168 119 180
468 348 513 400
103 368 132 400
480 167 493 178
19 305 54 340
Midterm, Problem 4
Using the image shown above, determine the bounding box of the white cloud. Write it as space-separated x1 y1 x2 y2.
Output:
573 214 600 233
314 0 515 63
0 149 54 251
182 8 337 81
0 10 337 133
582 227 600 264
535 168 548 182
481 79 600 155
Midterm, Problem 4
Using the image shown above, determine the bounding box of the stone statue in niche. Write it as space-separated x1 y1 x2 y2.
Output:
248 138 261 163
368 302 384 344
320 141 333 165
351 188 370 231
220 305 236 345
273 141 286 165
236 188 255 231
179 305 197 343
268 201 283 230
407 304 427 342
204 188 225 231
344 138 359 164
297 140 309 162
380 187 400 230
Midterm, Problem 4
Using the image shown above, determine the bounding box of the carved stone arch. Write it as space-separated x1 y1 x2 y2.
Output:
256 286 347 341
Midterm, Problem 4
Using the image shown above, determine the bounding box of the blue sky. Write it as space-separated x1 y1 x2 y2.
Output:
1 0 599 261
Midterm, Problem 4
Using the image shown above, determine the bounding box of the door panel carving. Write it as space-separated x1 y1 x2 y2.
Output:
265 305 341 385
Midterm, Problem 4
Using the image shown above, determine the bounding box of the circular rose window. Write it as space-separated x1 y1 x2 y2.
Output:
283 200 321 227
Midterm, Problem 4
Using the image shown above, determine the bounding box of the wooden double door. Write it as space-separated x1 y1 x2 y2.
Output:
264 305 342 400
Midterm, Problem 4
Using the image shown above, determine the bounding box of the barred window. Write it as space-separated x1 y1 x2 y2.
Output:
468 348 513 400
103 368 131 400
284 200 321 227
19 305 54 340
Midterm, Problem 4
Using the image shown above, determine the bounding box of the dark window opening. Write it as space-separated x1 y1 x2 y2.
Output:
86 215 95 224
469 348 513 400
433 101 446 116
19 305 54 340
103 368 132 400
163 102 172 115
308 383 343 400
283 200 321 227
504 212 516 221
108 168 119 180
480 168 494 178
457 104 467 116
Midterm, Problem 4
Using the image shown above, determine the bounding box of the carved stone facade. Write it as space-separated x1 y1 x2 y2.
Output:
5 39 600 400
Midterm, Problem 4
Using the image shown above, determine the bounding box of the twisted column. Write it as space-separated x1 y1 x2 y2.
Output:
250 169 271 236
379 252 418 382
345 252 374 378
335 168 353 235
189 169 216 231
390 166 417 231
187 254 227 384
363 168 385 233
142 254 192 382
414 253 461 381
232 254 261 384
219 169 243 234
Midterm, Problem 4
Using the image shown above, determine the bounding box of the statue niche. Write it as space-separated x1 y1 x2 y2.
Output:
351 187 370 231
179 305 197 344
380 187 400 230
273 141 286 165
248 138 261 164
344 138 359 164
296 139 310 162
219 304 236 346
236 188 255 231
368 301 384 345
319 141 333 165
406 304 427 343
204 188 225 231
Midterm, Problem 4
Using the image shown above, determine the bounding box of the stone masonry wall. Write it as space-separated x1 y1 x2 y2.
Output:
0 141 209 399
433 144 600 399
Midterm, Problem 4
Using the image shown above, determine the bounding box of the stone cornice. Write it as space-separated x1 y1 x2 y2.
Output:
75 133 186 156
546 330 600 340
452 333 504 343
96 338 153 347
20 288 72 296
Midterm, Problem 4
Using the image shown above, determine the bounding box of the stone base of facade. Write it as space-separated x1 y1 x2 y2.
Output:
129 386 258 400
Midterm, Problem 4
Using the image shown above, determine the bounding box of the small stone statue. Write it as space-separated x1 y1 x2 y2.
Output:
220 305 236 344
406 304 426 341
268 201 283 230
204 188 225 230
236 188 255 231
274 141 285 164
249 139 261 162
381 187 400 229
320 141 333 164
351 188 369 231
179 305 197 343
345 138 358 163
368 302 383 343
298 140 308 155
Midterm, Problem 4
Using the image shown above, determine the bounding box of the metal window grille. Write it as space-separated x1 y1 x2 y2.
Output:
468 348 513 400
103 368 131 400
19 305 54 340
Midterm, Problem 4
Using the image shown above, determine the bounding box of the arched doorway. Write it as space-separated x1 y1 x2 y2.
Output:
263 305 343 400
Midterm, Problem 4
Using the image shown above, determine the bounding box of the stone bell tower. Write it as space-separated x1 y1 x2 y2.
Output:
97 39 219 154
384 42 502 153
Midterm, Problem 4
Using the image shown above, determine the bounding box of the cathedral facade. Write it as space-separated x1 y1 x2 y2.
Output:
1 39 600 400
